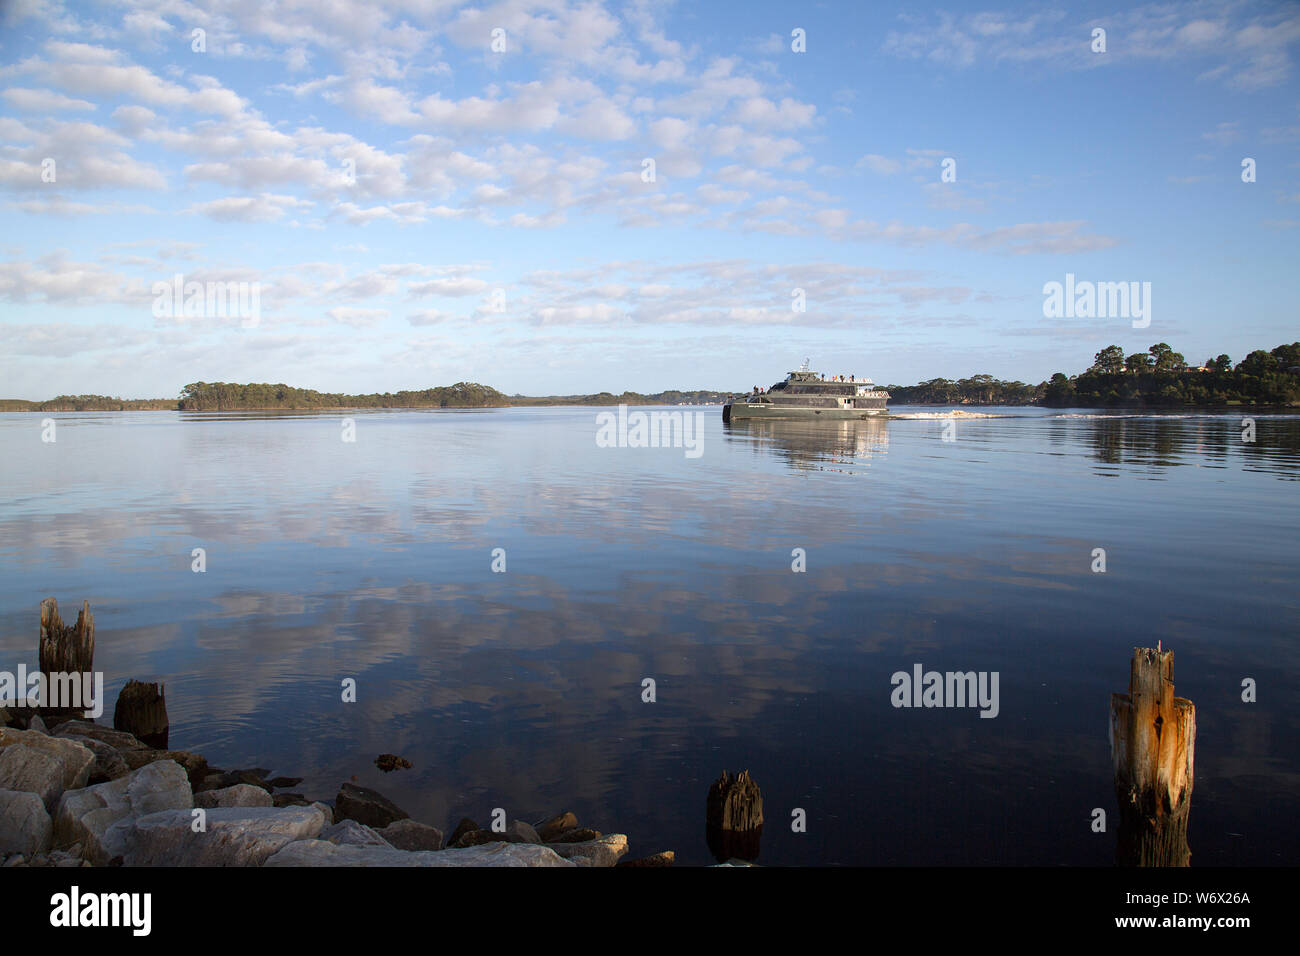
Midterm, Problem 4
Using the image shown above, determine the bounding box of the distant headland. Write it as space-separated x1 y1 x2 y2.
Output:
2 342 1297 411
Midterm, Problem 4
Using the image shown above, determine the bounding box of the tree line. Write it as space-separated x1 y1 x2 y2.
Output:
887 342 1300 407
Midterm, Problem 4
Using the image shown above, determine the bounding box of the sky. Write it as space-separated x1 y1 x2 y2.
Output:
1 0 1298 399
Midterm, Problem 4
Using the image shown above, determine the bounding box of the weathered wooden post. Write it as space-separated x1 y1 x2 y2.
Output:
1109 644 1195 866
705 769 763 863
38 597 94 675
36 597 94 726
114 679 169 748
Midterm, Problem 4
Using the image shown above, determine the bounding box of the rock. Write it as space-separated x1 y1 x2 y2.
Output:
0 789 53 856
506 819 541 844
320 819 389 847
267 777 302 789
310 801 333 822
549 827 602 843
617 850 675 867
333 782 408 829
28 715 48 735
0 745 65 810
54 721 148 753
272 793 310 808
445 817 479 848
194 784 274 809
379 819 443 851
0 728 94 795
450 828 505 848
0 707 11 727
120 806 326 866
545 833 628 867
265 840 574 867
535 811 578 842
122 750 208 789
374 754 412 772
53 759 192 864
60 735 129 784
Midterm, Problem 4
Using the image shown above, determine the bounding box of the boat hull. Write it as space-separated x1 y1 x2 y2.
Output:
723 402 888 422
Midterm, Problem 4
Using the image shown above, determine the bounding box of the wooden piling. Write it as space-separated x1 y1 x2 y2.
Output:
1109 644 1195 866
706 769 764 862
38 597 94 675
114 679 169 748
36 597 94 725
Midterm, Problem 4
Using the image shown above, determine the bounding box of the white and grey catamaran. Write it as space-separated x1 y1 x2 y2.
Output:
722 360 890 422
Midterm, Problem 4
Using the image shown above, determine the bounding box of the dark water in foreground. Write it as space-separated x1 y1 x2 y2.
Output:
1 406 1297 865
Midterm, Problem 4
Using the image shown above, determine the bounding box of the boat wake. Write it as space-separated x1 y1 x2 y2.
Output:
890 410 1016 419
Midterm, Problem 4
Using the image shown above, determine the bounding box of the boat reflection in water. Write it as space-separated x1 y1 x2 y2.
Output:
724 415 889 474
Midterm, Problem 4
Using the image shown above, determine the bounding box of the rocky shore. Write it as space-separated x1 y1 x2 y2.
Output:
0 710 664 867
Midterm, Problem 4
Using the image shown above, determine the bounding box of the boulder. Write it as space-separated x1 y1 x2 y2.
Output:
549 827 602 843
0 745 65 811
122 750 208 789
320 819 389 847
333 782 408 829
28 715 48 734
0 789 53 856
617 851 675 867
119 806 327 866
445 817 479 848
53 721 148 753
545 833 628 867
53 759 192 864
194 784 273 809
0 727 94 794
379 819 443 851
265 839 574 867
272 793 311 808
535 811 578 842
506 819 541 844
449 828 505 849
267 777 302 789
59 735 129 784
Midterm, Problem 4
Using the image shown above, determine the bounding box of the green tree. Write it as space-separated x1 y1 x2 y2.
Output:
1092 345 1125 374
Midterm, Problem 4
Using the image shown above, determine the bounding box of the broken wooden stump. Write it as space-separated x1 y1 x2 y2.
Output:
1109 644 1195 867
35 597 95 725
39 597 94 675
114 679 169 749
706 769 763 863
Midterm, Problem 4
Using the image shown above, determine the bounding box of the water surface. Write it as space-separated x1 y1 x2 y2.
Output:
1 406 1296 865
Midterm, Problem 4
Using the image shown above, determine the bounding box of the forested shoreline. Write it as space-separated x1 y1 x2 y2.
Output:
4 342 1297 411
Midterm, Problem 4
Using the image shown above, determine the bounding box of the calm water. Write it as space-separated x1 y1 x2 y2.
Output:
1 406 1297 865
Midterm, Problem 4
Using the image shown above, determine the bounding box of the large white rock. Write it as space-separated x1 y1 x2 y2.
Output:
544 833 629 867
320 818 390 847
117 805 327 866
265 839 575 867
194 784 274 809
54 759 192 863
0 728 94 794
0 744 65 811
0 789 53 856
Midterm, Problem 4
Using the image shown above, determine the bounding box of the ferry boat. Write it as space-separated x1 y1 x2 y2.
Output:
722 361 890 422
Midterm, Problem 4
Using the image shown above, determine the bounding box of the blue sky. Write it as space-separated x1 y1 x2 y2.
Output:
1 0 1298 398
